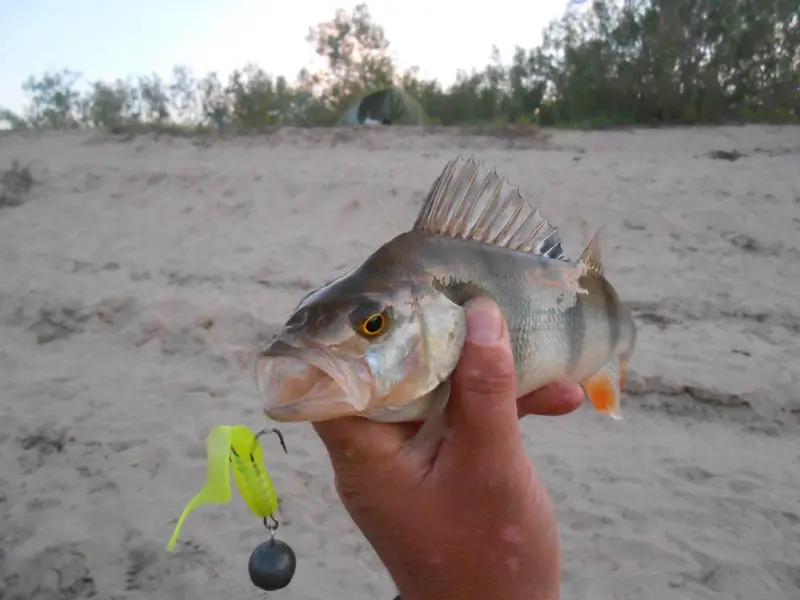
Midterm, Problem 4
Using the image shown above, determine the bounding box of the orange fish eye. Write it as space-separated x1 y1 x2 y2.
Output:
360 313 387 336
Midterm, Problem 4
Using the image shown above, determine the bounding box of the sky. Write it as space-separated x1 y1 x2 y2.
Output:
0 0 572 115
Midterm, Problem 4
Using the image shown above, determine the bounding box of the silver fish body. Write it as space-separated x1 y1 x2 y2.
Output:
374 229 636 404
257 156 637 427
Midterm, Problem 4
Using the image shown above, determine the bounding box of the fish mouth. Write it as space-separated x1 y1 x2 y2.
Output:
256 339 373 423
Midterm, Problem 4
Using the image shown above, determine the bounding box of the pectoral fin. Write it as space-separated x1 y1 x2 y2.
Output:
409 381 451 452
582 356 626 420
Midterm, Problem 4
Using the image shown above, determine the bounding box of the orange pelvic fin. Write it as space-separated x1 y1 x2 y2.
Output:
582 356 626 420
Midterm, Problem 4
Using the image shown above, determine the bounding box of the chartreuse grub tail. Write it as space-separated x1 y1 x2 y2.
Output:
166 424 286 552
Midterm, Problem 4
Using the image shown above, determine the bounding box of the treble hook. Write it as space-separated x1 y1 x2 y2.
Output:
255 427 288 454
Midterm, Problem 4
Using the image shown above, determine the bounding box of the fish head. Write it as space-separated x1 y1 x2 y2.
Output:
256 272 466 423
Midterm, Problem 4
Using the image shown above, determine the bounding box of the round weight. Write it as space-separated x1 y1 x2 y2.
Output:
248 539 297 591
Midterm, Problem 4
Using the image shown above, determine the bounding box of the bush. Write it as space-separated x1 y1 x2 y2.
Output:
0 160 34 209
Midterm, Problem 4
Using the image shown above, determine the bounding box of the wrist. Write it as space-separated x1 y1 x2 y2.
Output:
387 553 560 600
396 579 559 600
398 592 558 600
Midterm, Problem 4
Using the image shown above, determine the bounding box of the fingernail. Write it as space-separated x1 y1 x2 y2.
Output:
465 298 503 346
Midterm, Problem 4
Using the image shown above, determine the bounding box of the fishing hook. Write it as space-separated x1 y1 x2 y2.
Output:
263 514 280 539
255 427 288 454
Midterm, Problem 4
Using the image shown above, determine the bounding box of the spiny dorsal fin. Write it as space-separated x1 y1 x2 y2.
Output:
579 229 604 274
413 156 567 260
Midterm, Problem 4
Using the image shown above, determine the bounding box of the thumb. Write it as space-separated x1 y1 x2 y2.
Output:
447 297 522 460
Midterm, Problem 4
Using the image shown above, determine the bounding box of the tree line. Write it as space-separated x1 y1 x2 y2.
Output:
1 0 797 132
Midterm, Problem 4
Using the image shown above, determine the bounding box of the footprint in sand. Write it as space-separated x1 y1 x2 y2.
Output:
669 464 716 483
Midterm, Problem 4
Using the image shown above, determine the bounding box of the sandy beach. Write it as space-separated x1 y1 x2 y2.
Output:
0 125 798 600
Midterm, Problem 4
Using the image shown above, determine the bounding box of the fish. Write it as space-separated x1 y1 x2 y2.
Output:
255 155 637 439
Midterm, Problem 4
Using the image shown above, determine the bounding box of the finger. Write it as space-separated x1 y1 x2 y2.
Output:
447 297 522 460
517 382 585 418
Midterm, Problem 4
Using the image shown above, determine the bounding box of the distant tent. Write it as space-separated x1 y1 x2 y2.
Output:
339 88 427 126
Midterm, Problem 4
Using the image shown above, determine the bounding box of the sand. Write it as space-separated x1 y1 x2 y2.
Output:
0 125 798 600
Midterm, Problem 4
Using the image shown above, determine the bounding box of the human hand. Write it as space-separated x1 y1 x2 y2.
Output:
313 297 584 600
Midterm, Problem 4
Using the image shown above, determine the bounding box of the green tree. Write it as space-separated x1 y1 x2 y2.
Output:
305 3 397 108
0 108 29 130
137 74 170 123
22 69 83 129
86 79 138 128
169 66 198 123
226 64 281 129
198 72 230 128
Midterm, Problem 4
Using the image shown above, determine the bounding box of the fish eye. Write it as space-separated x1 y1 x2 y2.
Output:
285 309 308 330
359 313 387 337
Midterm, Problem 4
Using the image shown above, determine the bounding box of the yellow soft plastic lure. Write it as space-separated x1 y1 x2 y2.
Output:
166 424 286 552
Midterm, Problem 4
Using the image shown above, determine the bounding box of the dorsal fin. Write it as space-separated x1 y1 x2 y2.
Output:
413 156 567 260
579 229 604 274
